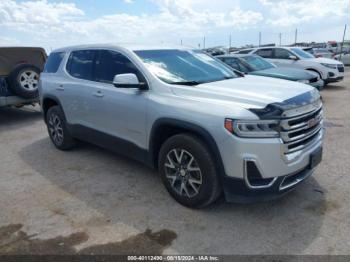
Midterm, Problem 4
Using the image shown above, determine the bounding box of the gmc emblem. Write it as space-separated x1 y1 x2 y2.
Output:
307 118 318 128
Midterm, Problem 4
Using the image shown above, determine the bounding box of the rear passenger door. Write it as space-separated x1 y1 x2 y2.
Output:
64 50 98 126
90 49 148 148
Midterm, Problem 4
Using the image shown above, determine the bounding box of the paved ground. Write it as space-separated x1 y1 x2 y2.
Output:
1 70 350 255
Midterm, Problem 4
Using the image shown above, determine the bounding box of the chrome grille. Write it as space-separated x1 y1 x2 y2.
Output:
338 65 344 73
280 106 323 154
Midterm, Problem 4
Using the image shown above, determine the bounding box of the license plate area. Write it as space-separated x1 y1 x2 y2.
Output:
310 147 323 169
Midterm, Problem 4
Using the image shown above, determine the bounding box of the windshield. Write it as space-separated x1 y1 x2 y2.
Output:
134 49 237 85
241 55 275 71
291 48 315 59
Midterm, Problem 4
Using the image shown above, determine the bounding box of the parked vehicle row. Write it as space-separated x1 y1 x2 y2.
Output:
39 44 324 208
335 52 350 66
235 47 345 85
303 48 335 59
217 54 324 90
0 47 46 107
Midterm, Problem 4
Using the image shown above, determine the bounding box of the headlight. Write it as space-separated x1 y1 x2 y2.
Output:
297 79 310 84
225 119 280 138
321 63 337 69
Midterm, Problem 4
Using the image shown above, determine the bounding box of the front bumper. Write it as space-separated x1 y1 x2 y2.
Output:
326 76 344 83
222 164 316 203
324 67 344 83
217 125 324 203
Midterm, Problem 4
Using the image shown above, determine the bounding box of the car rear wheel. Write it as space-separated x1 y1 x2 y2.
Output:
8 64 40 99
158 134 222 208
46 106 76 150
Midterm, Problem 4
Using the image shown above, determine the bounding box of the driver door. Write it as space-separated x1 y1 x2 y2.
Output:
89 50 148 149
272 48 299 68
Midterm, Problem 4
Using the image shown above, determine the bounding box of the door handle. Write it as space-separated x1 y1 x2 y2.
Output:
56 85 64 91
93 90 104 98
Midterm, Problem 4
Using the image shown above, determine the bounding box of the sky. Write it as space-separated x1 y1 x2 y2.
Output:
0 0 349 51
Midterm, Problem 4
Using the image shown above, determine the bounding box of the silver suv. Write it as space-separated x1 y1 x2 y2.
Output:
39 44 324 208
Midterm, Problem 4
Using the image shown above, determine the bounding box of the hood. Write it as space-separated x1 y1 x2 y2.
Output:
305 57 343 65
250 67 316 81
171 75 316 110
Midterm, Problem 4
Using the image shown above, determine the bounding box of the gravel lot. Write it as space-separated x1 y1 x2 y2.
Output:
1 69 350 255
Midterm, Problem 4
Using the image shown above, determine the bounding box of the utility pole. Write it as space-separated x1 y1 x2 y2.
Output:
229 34 232 49
181 39 183 46
279 33 282 46
259 32 262 47
340 24 347 60
203 36 206 49
295 28 298 45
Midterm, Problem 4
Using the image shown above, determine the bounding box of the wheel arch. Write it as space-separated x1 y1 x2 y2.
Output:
305 68 323 79
42 95 65 123
149 118 225 176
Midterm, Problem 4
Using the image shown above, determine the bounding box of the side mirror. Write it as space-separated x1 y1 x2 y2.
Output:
289 55 298 60
113 73 147 89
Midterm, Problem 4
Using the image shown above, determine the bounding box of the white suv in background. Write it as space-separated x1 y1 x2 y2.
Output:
236 47 345 85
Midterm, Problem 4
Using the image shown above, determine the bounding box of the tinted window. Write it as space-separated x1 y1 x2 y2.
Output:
221 57 250 73
44 52 64 73
241 56 275 71
238 49 252 54
274 48 293 59
291 48 315 59
67 50 95 80
95 50 141 83
255 49 273 58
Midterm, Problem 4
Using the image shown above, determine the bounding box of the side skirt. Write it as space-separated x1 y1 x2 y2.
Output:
67 124 153 168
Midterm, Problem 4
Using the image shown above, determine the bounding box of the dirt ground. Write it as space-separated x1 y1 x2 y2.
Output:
0 69 349 255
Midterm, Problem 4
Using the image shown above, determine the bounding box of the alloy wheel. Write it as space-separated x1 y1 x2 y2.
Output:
48 114 64 145
164 148 203 198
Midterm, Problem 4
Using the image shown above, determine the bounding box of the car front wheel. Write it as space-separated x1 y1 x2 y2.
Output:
158 134 222 208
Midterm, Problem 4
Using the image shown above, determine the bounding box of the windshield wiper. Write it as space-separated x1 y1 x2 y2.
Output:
170 81 201 86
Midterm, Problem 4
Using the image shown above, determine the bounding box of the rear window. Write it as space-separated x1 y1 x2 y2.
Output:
66 50 95 81
43 52 65 73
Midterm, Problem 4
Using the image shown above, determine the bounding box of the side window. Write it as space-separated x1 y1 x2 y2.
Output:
222 58 240 71
255 49 273 58
44 52 65 73
66 50 95 80
238 49 252 54
95 50 142 84
274 48 293 59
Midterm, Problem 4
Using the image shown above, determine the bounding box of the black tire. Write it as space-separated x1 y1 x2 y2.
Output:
46 106 76 151
158 134 222 208
8 64 40 99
